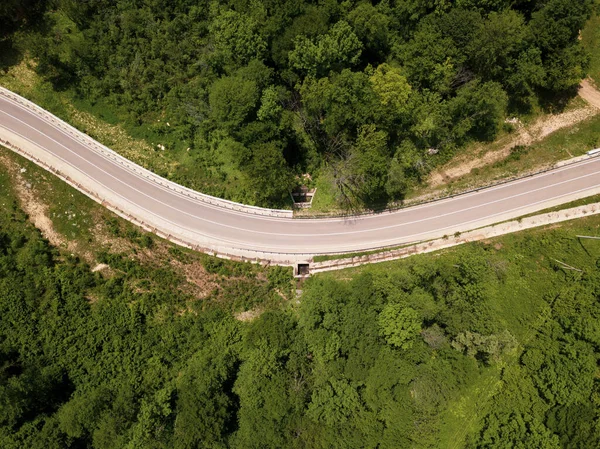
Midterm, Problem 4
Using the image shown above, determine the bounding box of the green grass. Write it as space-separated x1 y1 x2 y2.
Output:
408 112 600 203
312 243 413 263
0 144 148 252
582 12 600 87
297 168 344 215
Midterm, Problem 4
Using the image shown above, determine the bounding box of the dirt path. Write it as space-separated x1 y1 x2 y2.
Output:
428 81 600 187
579 78 600 108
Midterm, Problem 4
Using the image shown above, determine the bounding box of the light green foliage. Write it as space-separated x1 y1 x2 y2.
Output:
307 379 362 426
257 86 283 122
230 312 302 449
451 330 517 365
173 346 237 449
475 411 561 449
369 63 412 123
209 9 267 67
522 334 597 407
505 47 546 106
289 21 362 76
209 75 259 131
378 304 421 349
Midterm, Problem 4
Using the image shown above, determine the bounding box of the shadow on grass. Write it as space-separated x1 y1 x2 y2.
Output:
0 38 22 73
537 86 580 114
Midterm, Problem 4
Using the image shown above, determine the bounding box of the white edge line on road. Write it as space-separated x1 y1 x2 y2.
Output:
3 111 600 241
2 93 599 225
3 117 600 254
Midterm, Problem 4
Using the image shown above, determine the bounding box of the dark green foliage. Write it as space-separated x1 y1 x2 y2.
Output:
0 0 47 36
2 174 600 447
5 0 593 208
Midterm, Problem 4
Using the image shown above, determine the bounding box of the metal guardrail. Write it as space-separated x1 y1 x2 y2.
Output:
295 153 599 219
0 136 311 266
2 86 600 270
0 87 293 219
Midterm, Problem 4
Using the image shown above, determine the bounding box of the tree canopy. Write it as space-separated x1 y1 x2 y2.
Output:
5 0 596 208
1 165 600 447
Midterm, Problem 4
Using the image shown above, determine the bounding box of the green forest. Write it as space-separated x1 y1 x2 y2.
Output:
1 0 597 208
2 1 600 448
2 157 600 448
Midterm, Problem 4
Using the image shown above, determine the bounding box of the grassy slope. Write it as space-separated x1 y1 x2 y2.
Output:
0 145 294 315
418 112 600 198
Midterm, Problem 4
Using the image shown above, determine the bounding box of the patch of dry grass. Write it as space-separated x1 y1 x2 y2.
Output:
407 106 600 204
0 58 176 176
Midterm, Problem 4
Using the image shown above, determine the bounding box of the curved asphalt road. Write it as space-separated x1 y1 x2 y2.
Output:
1 90 600 263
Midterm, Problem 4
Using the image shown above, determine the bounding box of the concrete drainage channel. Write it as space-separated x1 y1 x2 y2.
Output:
297 201 600 276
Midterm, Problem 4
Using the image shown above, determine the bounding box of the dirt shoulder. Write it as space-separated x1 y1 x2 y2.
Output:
0 151 72 251
428 104 598 188
421 80 600 198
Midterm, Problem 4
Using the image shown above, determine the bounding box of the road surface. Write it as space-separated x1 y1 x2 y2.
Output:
1 88 600 266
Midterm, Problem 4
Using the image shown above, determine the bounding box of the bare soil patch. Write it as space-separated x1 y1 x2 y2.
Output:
0 153 69 247
428 103 599 187
579 79 600 109
91 263 110 273
170 259 220 300
235 308 263 322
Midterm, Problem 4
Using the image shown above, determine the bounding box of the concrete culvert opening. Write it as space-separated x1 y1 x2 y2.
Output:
297 264 310 276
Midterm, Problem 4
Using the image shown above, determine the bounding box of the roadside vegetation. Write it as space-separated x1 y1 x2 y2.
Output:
1 0 598 211
0 145 295 315
582 11 600 86
410 108 600 202
2 144 600 447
